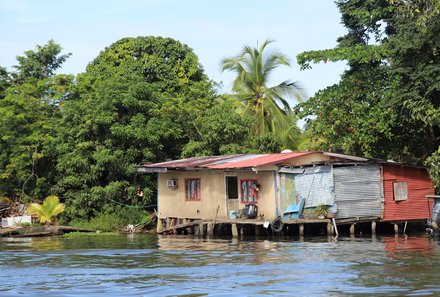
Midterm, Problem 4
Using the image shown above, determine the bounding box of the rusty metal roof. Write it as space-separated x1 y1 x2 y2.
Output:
206 152 314 169
139 152 315 171
142 155 241 169
136 151 428 173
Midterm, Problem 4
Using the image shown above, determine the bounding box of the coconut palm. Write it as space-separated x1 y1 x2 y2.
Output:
28 195 65 229
222 40 305 149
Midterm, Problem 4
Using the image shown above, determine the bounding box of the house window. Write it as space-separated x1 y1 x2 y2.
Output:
185 178 201 201
393 182 408 201
226 176 238 199
240 179 259 204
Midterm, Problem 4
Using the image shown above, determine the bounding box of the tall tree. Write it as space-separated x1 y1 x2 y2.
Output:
181 98 256 157
55 36 215 219
296 0 440 184
0 66 10 99
0 41 73 200
222 40 304 150
13 39 71 83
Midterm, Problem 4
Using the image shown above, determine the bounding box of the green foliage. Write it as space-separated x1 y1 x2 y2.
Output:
13 39 71 82
0 41 73 200
297 45 390 70
63 232 120 238
182 99 255 157
426 148 440 188
222 40 304 150
253 134 283 154
314 204 329 217
68 206 148 232
296 0 440 173
0 66 10 99
28 195 65 225
388 0 440 30
55 36 215 219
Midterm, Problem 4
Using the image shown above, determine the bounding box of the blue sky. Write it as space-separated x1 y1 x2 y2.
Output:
0 0 347 99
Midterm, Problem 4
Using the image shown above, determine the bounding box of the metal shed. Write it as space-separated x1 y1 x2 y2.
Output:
382 164 434 221
333 164 383 219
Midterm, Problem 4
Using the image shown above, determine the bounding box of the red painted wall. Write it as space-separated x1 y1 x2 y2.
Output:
382 164 434 221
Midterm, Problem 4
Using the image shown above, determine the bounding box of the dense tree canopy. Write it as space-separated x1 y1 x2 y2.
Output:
296 0 440 185
0 41 73 200
181 99 255 157
54 36 216 219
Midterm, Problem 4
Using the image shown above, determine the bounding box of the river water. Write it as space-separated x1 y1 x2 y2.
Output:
0 234 439 296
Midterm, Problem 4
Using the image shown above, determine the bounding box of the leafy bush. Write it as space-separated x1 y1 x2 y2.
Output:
69 206 149 232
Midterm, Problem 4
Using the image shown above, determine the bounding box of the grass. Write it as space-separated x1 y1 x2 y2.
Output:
63 231 120 238
67 206 150 232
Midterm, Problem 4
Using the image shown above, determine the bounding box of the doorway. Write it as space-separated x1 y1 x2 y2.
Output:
225 175 239 217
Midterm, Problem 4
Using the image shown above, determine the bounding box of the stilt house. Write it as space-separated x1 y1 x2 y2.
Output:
136 152 434 228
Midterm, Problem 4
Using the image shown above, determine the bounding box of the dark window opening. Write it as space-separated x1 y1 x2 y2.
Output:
226 176 238 199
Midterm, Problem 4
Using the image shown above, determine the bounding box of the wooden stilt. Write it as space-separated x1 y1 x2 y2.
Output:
199 222 205 236
327 222 333 236
165 218 170 229
350 224 355 235
157 219 164 233
394 223 399 235
299 224 304 237
371 221 376 235
231 223 238 237
255 225 261 236
207 222 214 236
240 225 244 236
403 221 408 234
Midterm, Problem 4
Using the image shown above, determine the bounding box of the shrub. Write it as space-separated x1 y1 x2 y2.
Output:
69 206 149 232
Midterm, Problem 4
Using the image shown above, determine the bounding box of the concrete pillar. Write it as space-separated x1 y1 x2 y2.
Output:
299 224 304 237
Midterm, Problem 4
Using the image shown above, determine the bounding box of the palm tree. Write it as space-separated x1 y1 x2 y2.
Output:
28 195 65 230
222 40 305 149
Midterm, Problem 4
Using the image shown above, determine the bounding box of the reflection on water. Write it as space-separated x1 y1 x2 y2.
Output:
0 234 439 296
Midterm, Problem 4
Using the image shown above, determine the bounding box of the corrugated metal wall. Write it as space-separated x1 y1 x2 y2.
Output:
382 164 434 221
294 165 335 208
334 165 382 219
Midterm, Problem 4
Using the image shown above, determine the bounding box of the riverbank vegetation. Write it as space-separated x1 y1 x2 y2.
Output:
1 1 439 229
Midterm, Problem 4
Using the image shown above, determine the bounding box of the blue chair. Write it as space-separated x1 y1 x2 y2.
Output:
283 198 306 220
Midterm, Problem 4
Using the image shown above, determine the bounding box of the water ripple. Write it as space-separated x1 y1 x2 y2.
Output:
0 234 439 296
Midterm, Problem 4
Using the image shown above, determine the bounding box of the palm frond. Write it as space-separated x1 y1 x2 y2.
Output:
221 39 305 148
27 195 64 225
270 80 306 103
